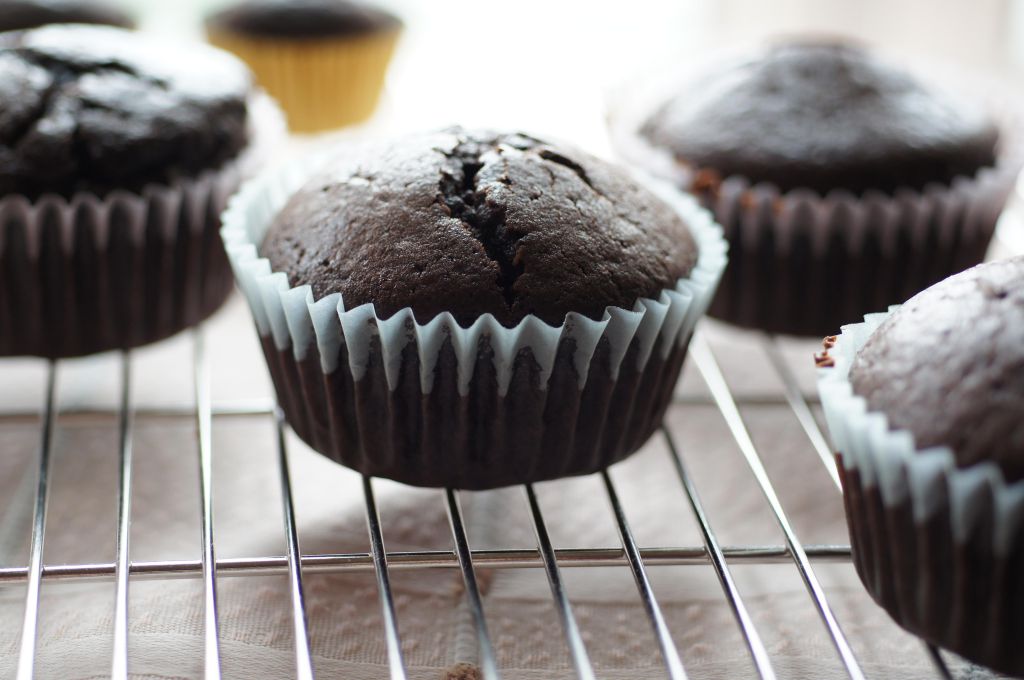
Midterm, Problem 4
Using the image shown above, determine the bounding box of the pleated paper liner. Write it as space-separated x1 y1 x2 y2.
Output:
0 94 285 358
207 27 400 133
818 311 1024 676
222 155 728 489
608 63 1024 337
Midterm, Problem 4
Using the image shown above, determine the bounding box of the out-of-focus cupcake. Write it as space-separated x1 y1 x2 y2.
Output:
222 127 727 489
205 0 401 133
0 0 134 32
0 25 282 358
817 256 1024 675
611 39 1023 337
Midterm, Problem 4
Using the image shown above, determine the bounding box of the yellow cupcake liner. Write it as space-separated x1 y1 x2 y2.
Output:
207 28 399 133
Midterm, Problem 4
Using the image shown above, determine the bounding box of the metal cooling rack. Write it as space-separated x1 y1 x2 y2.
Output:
0 327 960 680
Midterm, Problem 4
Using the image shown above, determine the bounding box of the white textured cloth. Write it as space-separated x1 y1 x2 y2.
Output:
0 297 1004 679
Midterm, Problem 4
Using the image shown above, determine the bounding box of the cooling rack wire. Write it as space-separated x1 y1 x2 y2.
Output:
0 326 963 680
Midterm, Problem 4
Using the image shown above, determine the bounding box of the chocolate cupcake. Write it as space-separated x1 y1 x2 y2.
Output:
0 0 134 32
222 127 727 489
817 257 1024 675
0 24 282 358
206 0 401 133
611 39 1022 336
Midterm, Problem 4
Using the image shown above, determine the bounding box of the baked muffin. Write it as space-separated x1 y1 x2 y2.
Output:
0 25 281 358
817 257 1024 675
0 0 134 33
223 127 727 489
612 39 1022 336
206 0 401 133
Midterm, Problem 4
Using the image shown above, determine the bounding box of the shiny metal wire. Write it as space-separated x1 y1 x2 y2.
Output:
275 407 316 680
0 325 961 679
14 362 57 680
523 484 596 680
193 331 222 678
689 334 866 680
362 476 408 680
602 469 688 680
112 353 135 680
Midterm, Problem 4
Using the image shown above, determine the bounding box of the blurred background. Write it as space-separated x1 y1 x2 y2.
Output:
118 0 1024 153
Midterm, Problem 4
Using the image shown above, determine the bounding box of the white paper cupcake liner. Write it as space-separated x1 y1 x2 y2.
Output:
609 64 1024 337
817 311 1024 674
0 94 285 358
221 152 728 488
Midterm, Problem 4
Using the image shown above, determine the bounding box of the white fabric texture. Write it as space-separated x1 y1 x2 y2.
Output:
0 299 1004 679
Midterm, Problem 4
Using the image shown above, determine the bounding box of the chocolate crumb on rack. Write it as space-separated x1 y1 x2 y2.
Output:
815 335 838 368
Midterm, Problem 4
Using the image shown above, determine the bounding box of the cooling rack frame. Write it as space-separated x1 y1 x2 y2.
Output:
1 328 958 680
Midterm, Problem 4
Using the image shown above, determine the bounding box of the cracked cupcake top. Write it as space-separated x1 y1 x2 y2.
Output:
639 40 999 195
0 24 252 199
849 256 1024 482
260 127 699 327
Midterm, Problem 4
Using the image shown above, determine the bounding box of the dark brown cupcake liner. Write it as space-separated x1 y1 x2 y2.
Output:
0 94 284 358
609 67 1024 337
840 460 1024 676
222 158 727 489
695 170 1017 336
819 312 1024 675
258 324 692 489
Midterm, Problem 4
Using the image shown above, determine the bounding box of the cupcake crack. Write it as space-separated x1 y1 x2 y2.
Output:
537 148 594 190
17 49 170 95
439 135 524 309
0 27 251 199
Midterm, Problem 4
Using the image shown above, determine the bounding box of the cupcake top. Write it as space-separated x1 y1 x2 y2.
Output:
0 24 253 199
848 257 1024 482
0 0 134 33
261 127 699 328
639 40 999 195
206 0 399 39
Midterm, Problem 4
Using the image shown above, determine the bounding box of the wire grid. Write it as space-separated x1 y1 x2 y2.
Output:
0 327 958 680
